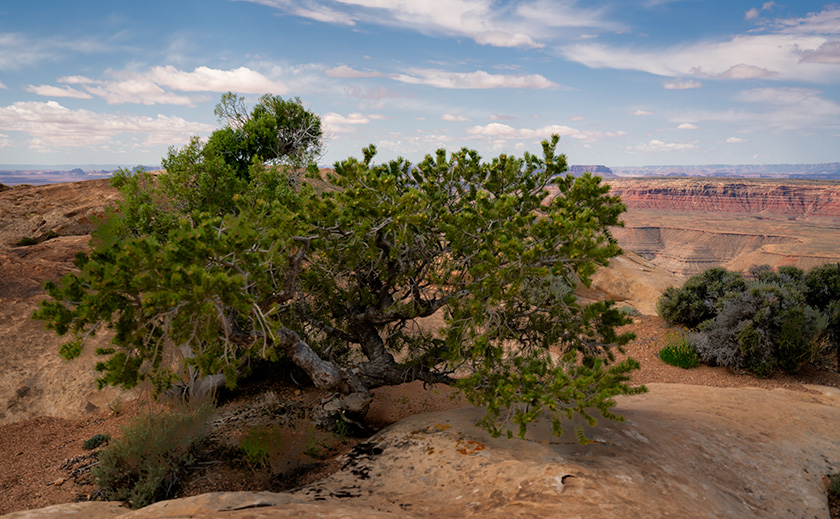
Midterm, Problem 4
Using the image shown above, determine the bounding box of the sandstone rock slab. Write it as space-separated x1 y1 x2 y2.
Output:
10 383 837 519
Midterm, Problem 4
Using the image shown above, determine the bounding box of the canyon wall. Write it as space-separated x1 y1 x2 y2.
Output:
608 178 840 218
606 178 840 276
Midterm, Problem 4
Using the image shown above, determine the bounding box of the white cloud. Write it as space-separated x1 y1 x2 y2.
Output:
442 113 470 122
569 115 585 121
238 0 618 49
675 87 840 132
391 68 559 89
798 40 840 64
663 78 702 90
24 84 93 99
745 8 760 20
677 123 698 130
489 113 516 121
38 66 287 106
325 65 383 78
627 139 697 153
240 0 356 25
0 100 214 150
323 111 371 133
0 81 6 89
716 64 778 79
630 109 652 116
0 32 104 71
58 75 195 106
726 137 747 143
149 66 288 93
561 6 840 83
466 122 625 143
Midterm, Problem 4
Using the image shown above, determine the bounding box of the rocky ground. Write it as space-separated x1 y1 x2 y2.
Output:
2 315 840 516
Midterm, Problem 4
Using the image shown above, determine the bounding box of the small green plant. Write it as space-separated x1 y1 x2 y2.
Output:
83 433 110 450
618 305 642 317
334 415 349 440
94 402 214 509
304 427 323 459
658 331 699 369
16 236 37 246
107 398 124 416
240 424 284 470
829 473 840 497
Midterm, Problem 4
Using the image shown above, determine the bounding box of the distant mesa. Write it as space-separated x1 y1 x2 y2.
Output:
569 165 615 178
0 165 158 186
611 163 840 179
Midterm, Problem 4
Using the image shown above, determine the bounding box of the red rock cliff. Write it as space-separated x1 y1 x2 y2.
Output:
607 178 840 218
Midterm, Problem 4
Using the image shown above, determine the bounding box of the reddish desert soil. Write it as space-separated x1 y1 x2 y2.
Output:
2 315 839 516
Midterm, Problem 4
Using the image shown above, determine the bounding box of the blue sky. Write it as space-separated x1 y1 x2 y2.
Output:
1 0 839 168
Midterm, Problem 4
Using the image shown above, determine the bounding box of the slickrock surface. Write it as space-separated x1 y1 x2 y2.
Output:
0 180 124 424
6 383 840 519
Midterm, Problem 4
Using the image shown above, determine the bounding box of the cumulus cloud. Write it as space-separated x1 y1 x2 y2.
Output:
442 113 470 122
149 66 288 93
238 0 618 49
391 68 558 89
489 113 516 121
24 84 93 99
630 109 652 116
560 6 840 83
678 123 698 129
798 40 840 64
663 78 702 90
726 137 747 143
715 64 778 79
466 122 625 143
58 75 194 106
35 66 288 106
0 100 214 150
627 139 697 153
323 111 371 133
0 81 7 89
746 3 777 21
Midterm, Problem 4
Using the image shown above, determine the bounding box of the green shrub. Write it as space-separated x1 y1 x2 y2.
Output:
691 282 826 377
240 424 284 470
83 433 110 450
658 331 699 369
16 236 37 246
659 265 834 378
829 473 840 497
657 267 746 328
94 403 214 509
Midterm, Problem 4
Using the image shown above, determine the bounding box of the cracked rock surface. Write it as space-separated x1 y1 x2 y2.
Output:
7 382 840 519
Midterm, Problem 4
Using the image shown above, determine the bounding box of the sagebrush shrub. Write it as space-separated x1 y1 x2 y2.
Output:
657 267 746 328
690 282 826 377
94 403 214 508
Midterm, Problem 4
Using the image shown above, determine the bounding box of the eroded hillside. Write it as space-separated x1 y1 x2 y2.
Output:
607 178 840 276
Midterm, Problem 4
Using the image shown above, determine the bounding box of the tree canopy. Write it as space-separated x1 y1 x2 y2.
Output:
35 94 643 439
